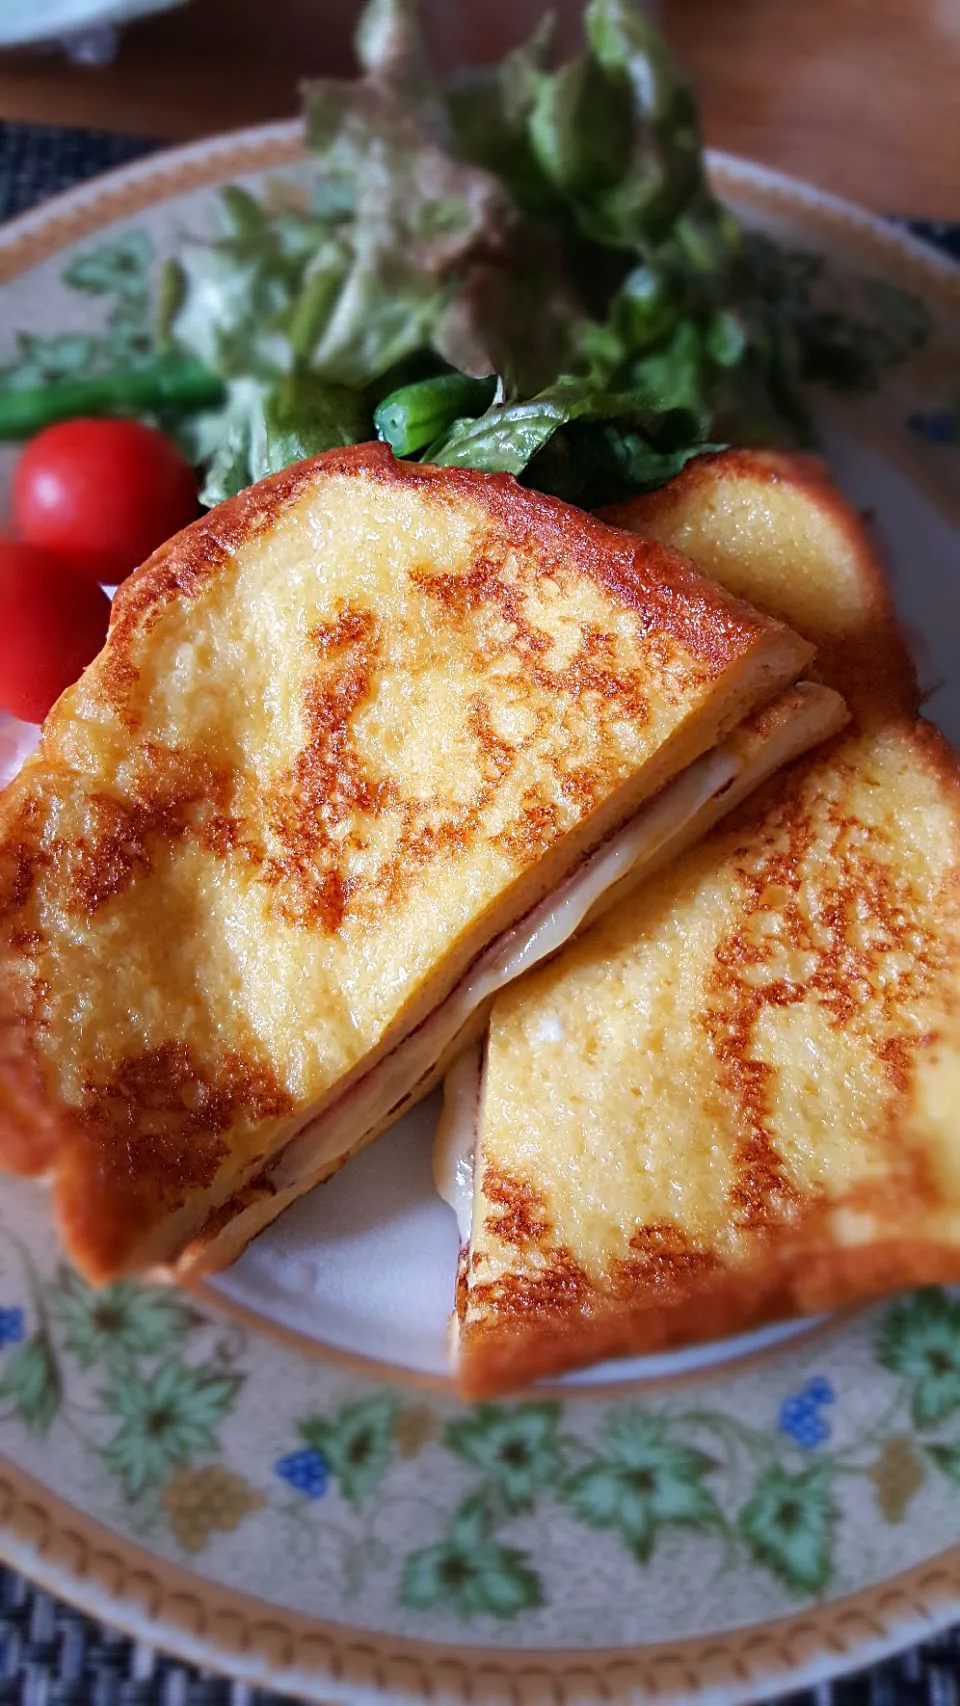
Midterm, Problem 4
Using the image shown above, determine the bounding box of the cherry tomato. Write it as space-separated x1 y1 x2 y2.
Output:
0 541 111 723
13 417 198 585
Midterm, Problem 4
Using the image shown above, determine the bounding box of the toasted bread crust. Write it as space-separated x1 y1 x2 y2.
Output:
459 1230 960 1400
109 442 783 716
604 448 918 722
0 445 808 1280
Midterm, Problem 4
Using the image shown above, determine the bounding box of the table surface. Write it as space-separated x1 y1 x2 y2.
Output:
0 0 956 219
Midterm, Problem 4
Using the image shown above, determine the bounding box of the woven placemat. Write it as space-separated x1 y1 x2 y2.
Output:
0 121 159 223
0 118 957 1706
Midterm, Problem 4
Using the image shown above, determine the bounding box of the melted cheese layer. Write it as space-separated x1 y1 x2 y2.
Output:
431 680 850 1261
434 1041 486 1243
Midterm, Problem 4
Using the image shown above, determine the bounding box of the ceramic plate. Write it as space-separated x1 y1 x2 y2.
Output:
0 123 958 1706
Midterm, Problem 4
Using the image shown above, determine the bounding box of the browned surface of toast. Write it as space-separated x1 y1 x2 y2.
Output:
458 451 960 1398
605 448 918 724
0 444 810 1281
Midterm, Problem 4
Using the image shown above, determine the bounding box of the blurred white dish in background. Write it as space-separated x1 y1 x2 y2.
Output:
0 0 185 51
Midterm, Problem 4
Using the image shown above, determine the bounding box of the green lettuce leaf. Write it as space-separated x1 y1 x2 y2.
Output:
160 0 928 512
172 193 340 382
194 370 370 504
303 0 513 386
193 378 268 507
424 376 649 472
445 19 559 221
524 0 705 251
255 372 370 478
426 374 718 504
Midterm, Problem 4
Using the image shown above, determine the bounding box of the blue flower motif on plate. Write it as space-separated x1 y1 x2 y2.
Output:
779 1377 836 1449
0 1308 24 1348
275 1447 328 1499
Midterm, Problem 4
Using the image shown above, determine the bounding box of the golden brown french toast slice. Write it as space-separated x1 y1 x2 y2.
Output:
456 718 960 1397
0 444 812 1282
454 451 960 1398
605 448 917 724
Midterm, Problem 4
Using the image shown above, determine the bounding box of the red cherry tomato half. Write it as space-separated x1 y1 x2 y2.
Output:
0 541 111 723
13 417 198 585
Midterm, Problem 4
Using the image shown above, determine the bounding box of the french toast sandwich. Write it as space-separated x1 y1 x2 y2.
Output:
0 443 816 1282
446 450 960 1398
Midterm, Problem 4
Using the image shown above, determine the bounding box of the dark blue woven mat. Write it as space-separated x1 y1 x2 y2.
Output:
0 122 159 224
0 118 957 1706
5 1557 960 1706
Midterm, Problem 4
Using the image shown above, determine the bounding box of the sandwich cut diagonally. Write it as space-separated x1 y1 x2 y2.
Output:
0 443 818 1283
444 450 960 1398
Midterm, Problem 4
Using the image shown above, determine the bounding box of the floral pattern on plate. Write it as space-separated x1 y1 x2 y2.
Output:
3 1218 959 1620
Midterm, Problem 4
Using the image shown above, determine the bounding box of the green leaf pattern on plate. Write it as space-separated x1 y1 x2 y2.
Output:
561 1410 723 1563
0 1235 251 1550
299 1392 399 1506
925 1440 960 1485
0 1226 958 1610
876 1286 960 1427
444 1401 564 1508
0 1332 61 1436
738 1464 838 1594
385 1288 960 1612
0 232 157 391
401 1528 543 1618
50 1264 199 1371
100 1359 242 1498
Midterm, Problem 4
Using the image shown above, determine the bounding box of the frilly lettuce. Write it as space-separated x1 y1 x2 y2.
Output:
169 0 927 510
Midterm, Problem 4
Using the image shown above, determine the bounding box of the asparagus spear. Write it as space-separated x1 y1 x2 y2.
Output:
0 355 225 442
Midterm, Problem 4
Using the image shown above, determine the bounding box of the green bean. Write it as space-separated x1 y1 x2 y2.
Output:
374 372 497 457
0 356 225 441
